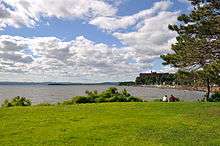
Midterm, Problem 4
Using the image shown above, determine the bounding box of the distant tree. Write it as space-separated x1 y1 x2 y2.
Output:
119 81 135 86
161 0 220 100
135 76 145 85
196 61 220 98
175 70 194 85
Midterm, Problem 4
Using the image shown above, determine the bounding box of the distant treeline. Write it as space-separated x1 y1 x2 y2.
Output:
119 82 136 86
0 82 119 86
119 72 176 86
120 71 220 86
136 73 176 85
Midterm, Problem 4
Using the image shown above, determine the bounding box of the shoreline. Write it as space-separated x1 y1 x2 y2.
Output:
130 85 220 93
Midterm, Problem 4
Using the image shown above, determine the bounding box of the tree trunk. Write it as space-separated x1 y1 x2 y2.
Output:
206 78 211 101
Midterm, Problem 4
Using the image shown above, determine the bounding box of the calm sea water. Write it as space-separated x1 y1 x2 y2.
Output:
0 85 205 104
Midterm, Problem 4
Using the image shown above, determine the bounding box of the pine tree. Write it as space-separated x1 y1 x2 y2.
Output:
161 0 220 100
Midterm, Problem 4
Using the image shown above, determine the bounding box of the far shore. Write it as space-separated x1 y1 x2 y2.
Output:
129 85 220 93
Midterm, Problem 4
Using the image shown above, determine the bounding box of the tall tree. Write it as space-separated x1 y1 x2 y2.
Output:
161 0 220 100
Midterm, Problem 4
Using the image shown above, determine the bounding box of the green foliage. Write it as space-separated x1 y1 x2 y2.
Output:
63 87 142 104
119 81 135 86
161 0 220 99
136 73 176 85
162 0 220 68
108 96 121 102
104 87 118 96
62 96 95 105
85 90 99 98
208 92 220 102
196 61 220 86
2 99 12 107
95 97 108 103
127 96 143 102
175 70 196 85
1 96 31 107
121 88 131 97
161 0 220 73
73 96 95 104
175 61 220 86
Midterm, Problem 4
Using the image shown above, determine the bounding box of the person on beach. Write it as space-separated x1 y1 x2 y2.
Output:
169 94 178 102
162 95 168 102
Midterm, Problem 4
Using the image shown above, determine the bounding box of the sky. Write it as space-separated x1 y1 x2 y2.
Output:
0 0 191 82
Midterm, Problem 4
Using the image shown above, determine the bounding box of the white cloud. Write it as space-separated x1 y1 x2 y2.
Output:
177 0 190 4
88 1 179 71
157 65 178 73
89 1 173 32
0 0 117 29
0 1 181 81
0 35 155 82
113 11 178 63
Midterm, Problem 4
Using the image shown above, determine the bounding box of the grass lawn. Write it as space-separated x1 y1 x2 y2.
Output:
0 102 220 146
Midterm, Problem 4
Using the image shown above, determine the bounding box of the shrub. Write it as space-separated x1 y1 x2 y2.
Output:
11 96 31 106
127 96 143 102
85 90 99 99
106 87 118 94
63 96 96 104
95 97 107 103
208 92 220 102
72 96 95 104
121 89 131 97
62 87 143 104
108 96 128 102
108 96 119 102
101 87 119 98
117 96 128 102
1 99 12 107
1 96 31 107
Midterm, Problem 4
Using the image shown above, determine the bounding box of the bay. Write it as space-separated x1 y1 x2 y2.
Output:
0 85 205 104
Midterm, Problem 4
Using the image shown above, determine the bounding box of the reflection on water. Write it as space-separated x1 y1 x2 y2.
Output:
0 85 205 104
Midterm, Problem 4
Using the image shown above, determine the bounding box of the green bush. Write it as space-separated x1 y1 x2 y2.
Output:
85 90 99 99
116 96 129 102
100 87 119 98
127 96 143 102
108 96 120 102
108 96 128 102
62 87 143 104
72 96 95 104
208 92 220 102
122 89 131 97
2 96 31 107
2 99 12 107
95 97 107 103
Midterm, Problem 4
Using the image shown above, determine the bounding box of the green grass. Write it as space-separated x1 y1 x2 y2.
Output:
0 102 220 146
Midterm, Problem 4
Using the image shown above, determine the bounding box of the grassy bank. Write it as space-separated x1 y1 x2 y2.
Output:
0 102 220 146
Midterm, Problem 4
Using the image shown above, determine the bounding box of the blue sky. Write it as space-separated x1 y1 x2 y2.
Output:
0 0 190 82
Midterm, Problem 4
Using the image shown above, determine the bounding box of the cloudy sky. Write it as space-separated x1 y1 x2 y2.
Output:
0 0 191 82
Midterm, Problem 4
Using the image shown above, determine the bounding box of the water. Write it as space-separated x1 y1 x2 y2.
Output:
0 85 205 104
